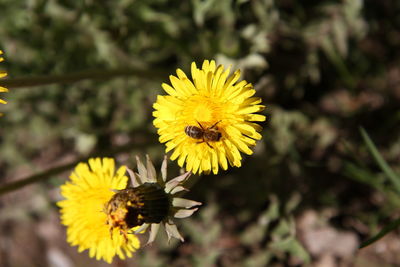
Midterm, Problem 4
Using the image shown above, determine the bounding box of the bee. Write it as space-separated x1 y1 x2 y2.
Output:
104 184 169 242
104 188 145 242
184 121 222 148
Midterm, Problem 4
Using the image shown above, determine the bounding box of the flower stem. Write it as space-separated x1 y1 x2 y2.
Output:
0 132 158 196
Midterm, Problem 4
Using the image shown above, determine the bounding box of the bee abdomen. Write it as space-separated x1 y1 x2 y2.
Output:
185 125 203 139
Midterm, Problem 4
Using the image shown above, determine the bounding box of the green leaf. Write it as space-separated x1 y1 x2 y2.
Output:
360 127 400 194
343 161 385 192
360 217 400 248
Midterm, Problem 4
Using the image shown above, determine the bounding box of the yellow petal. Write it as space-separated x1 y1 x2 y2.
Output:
162 83 178 96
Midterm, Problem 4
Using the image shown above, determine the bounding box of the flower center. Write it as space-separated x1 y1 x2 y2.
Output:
184 95 223 127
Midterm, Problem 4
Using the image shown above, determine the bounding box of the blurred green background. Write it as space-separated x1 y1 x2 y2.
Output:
1 0 400 266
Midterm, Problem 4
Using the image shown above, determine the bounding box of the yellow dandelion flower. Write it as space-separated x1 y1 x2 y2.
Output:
0 50 8 115
58 158 140 263
153 60 266 174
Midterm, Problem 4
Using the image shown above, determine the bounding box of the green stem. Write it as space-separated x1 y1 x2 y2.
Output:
0 133 158 196
360 217 400 248
0 68 167 89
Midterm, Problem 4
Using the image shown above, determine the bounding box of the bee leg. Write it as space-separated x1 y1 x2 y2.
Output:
109 227 114 240
196 120 205 130
210 120 222 129
120 230 129 243
205 142 214 149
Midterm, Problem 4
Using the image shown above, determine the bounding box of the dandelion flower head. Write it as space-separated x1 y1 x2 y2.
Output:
153 60 266 174
0 50 8 114
114 155 201 244
58 158 140 263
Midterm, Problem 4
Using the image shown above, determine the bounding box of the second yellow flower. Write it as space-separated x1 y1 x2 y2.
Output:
153 60 266 174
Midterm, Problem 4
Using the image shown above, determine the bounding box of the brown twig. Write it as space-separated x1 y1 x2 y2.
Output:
0 68 167 89
0 133 158 196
